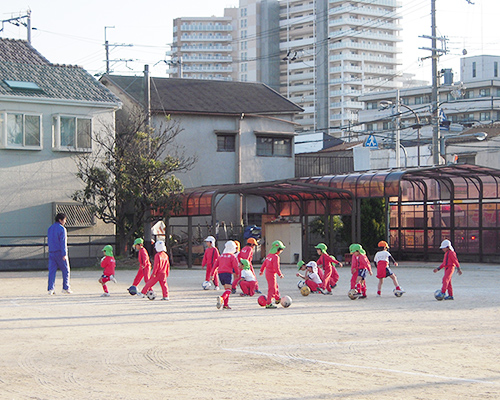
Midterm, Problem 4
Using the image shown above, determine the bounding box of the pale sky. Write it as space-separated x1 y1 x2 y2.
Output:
1 0 498 84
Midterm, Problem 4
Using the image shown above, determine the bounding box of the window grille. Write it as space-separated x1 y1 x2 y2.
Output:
54 203 96 228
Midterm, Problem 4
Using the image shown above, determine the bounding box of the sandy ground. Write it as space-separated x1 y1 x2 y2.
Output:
0 262 499 400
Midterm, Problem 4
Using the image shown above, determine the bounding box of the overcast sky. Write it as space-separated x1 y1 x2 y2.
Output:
1 0 498 84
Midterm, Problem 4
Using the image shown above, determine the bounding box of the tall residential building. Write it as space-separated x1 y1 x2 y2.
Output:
279 0 402 141
167 14 236 81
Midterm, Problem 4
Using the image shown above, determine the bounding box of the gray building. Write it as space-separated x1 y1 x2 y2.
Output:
0 39 121 269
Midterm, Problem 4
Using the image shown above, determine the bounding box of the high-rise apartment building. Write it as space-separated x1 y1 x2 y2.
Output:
167 14 236 80
168 0 403 146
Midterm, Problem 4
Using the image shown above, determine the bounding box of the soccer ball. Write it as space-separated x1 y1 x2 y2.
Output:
147 290 156 300
393 288 404 297
202 281 212 290
300 285 311 296
281 295 292 308
257 295 267 307
434 290 445 301
297 280 305 289
348 289 359 300
127 285 138 295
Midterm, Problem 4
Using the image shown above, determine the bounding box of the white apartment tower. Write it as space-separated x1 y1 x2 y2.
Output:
279 0 402 140
168 15 236 80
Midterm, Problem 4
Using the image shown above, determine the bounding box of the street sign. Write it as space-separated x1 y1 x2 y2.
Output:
364 135 378 148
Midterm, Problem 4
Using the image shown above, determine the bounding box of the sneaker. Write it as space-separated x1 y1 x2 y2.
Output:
216 296 223 309
255 289 262 294
136 292 145 298
231 288 236 294
101 293 110 297
240 293 248 297
318 287 327 294
265 304 277 309
161 297 169 301
48 289 55 295
359 295 367 299
62 288 73 294
323 291 332 295
110 275 117 284
444 295 454 300
214 286 220 291
223 305 232 310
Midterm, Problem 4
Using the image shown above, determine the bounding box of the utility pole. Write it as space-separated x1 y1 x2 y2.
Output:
143 64 152 255
103 26 134 74
395 89 401 168
0 10 33 43
430 0 440 165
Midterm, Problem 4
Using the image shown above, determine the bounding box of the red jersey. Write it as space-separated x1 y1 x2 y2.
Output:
316 253 340 272
101 256 116 276
238 245 254 263
214 253 239 274
439 250 460 270
138 247 151 269
152 251 170 276
202 247 220 269
351 254 372 273
260 253 282 276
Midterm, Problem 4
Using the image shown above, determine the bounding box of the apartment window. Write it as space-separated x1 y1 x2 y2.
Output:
464 90 473 99
216 133 235 152
0 112 41 149
366 101 378 110
366 123 374 131
241 7 247 17
402 97 410 105
241 30 247 39
472 62 476 78
52 115 92 151
256 136 292 157
241 19 247 28
495 62 498 78
414 96 424 105
479 88 490 97
480 112 491 121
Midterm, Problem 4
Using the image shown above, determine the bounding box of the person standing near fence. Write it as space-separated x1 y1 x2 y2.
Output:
47 213 72 295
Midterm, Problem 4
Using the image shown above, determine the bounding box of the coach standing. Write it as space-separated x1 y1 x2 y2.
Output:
47 213 72 295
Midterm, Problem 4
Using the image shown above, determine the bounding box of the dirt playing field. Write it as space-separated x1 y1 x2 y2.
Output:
0 262 499 400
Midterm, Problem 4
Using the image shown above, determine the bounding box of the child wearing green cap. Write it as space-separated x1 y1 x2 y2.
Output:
259 240 285 309
129 238 151 292
237 259 257 296
349 243 372 299
315 243 343 295
99 245 116 297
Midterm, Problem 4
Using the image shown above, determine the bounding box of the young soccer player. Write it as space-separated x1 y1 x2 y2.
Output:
433 239 462 300
201 236 220 290
129 238 151 292
296 261 323 293
99 245 116 297
237 259 257 296
350 243 372 299
237 237 261 293
214 240 239 309
138 240 171 300
374 240 404 296
259 240 285 309
315 243 343 295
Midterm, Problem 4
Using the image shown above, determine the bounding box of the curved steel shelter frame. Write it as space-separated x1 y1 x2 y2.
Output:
175 164 500 265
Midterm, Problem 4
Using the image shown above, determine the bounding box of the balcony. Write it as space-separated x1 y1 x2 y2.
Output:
180 34 232 41
329 0 402 7
182 55 233 62
329 53 402 65
329 40 401 53
182 65 233 72
175 45 233 52
179 24 232 32
329 17 402 31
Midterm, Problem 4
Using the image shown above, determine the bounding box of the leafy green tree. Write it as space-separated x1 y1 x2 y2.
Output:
73 107 195 255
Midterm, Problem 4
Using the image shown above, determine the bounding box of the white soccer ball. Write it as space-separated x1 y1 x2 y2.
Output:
297 280 305 289
434 290 445 301
348 289 359 300
280 295 292 308
393 288 404 297
202 280 212 290
147 290 156 300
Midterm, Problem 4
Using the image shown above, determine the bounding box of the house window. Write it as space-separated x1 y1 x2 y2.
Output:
256 136 292 157
52 115 92 151
0 112 41 149
217 134 235 152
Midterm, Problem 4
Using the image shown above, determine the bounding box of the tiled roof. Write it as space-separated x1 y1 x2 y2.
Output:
102 75 303 115
0 39 120 105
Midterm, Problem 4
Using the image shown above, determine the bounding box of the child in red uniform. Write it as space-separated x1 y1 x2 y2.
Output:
237 259 257 296
129 238 151 292
315 243 342 295
237 238 261 294
296 261 323 293
350 243 372 299
138 241 171 300
433 239 462 300
259 240 285 309
374 240 404 296
215 241 239 309
202 236 220 290
99 245 116 297
231 241 242 294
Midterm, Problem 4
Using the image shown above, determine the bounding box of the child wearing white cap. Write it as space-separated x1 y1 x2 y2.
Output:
138 240 171 300
433 239 462 300
202 236 220 290
296 261 323 293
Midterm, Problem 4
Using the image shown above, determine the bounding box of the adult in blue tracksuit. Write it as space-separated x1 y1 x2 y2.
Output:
47 213 72 295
